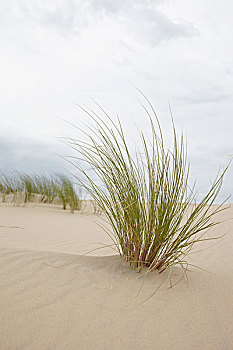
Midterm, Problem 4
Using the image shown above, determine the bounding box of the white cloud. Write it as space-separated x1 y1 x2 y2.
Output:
0 0 196 45
0 0 232 200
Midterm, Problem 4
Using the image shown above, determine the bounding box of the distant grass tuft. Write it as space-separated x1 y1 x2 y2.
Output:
0 172 83 213
56 175 82 213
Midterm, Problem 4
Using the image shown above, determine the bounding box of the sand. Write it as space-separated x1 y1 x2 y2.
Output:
0 202 233 350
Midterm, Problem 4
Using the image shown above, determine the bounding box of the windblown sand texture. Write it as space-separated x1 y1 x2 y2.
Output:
0 202 233 350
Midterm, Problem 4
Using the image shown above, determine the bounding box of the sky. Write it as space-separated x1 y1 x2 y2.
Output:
0 0 233 201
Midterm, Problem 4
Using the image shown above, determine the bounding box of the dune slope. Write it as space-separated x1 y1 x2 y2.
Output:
0 203 233 350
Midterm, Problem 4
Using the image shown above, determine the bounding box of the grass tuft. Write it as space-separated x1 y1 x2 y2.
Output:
66 96 229 276
0 172 83 213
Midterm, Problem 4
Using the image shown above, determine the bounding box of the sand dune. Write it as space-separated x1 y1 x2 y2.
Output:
0 203 233 349
0 203 114 255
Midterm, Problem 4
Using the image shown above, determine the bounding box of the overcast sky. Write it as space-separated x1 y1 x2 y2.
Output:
0 0 232 201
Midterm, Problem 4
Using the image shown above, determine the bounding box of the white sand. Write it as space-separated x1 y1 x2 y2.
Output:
0 202 233 349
